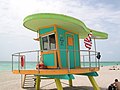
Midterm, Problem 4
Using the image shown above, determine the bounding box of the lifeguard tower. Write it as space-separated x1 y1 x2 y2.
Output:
12 13 108 90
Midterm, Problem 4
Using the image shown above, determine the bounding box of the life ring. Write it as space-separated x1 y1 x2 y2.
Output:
21 56 25 67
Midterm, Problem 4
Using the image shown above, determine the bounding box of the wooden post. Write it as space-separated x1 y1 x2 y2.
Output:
36 76 40 90
88 76 100 90
55 78 63 90
69 79 73 87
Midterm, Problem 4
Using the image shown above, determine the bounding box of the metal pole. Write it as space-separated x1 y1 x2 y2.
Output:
18 53 20 73
88 49 91 68
12 55 13 71
98 59 100 67
68 50 70 72
37 51 40 73
94 38 97 67
83 55 85 67
24 55 26 69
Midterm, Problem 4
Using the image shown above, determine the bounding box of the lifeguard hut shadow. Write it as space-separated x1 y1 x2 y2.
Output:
12 13 108 90
23 86 107 90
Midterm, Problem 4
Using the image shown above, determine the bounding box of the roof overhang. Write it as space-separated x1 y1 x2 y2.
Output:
23 13 108 39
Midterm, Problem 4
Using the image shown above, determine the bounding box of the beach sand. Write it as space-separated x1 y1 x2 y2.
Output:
0 66 120 90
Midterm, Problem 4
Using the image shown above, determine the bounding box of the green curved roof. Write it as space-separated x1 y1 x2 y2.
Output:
23 13 108 39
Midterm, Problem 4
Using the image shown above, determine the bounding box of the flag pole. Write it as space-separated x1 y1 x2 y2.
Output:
88 48 91 68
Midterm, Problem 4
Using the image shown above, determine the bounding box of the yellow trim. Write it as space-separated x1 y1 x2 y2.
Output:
36 76 40 90
69 79 73 87
88 76 100 90
41 50 57 68
55 79 63 90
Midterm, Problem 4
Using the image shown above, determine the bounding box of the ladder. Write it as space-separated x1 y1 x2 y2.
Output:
22 74 36 88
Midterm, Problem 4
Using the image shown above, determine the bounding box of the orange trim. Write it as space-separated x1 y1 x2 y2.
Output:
39 31 55 37
37 24 78 35
12 67 99 75
68 37 73 46
54 24 62 68
33 38 39 41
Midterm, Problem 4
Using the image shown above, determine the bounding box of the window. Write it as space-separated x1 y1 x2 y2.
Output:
49 34 56 49
42 34 56 50
42 36 49 50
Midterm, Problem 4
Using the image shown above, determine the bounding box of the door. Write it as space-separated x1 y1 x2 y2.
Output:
66 33 75 69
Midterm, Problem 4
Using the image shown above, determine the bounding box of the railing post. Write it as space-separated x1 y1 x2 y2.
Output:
24 55 26 69
18 53 20 73
83 55 85 67
12 54 13 71
94 38 97 67
88 50 91 68
68 50 70 72
98 58 100 67
37 51 40 73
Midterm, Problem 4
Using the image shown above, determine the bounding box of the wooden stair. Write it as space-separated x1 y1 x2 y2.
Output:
22 74 36 88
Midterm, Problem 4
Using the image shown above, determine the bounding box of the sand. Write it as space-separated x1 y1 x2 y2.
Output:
0 66 120 90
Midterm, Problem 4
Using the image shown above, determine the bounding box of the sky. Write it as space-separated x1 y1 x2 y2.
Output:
0 0 120 61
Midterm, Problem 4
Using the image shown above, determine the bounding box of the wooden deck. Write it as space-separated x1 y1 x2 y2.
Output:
12 67 99 75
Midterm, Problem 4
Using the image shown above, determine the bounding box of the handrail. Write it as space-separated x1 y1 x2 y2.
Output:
12 49 100 72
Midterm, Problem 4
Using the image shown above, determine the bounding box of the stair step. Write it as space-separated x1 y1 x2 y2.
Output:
22 74 36 88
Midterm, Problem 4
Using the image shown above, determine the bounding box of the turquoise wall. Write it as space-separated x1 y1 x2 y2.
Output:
38 26 80 68
57 28 67 68
74 34 80 67
57 27 80 68
39 27 54 34
66 34 75 68
43 53 55 66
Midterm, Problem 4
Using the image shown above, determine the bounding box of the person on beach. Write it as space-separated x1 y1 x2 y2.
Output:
108 84 116 90
96 52 101 60
113 79 120 90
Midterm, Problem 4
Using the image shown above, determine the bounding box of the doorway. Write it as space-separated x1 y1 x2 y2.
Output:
66 33 75 69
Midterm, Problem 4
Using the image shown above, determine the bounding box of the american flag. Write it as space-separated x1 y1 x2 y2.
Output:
84 32 92 50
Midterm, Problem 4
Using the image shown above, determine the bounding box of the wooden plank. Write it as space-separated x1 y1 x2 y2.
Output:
69 67 99 74
13 67 99 75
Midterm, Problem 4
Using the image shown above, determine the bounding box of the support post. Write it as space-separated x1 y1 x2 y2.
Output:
88 76 100 90
69 79 73 87
36 76 40 90
55 78 63 90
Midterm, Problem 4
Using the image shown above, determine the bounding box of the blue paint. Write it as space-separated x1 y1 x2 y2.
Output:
43 53 55 66
74 34 80 67
39 27 54 34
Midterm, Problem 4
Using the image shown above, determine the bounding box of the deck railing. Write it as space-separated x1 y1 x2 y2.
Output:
12 49 100 72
